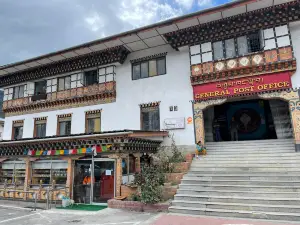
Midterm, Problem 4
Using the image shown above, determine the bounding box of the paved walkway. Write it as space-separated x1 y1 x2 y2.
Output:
152 214 300 225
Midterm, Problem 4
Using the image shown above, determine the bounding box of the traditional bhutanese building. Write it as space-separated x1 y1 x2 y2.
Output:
0 0 300 203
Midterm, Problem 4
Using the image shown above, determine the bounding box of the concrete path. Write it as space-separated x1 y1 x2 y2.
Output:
152 214 300 225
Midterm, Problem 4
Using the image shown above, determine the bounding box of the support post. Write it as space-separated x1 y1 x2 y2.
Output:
23 158 31 200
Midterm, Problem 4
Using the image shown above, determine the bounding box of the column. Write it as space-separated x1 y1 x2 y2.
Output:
193 103 205 145
23 158 31 200
115 156 122 197
133 153 141 173
66 158 73 198
289 99 300 152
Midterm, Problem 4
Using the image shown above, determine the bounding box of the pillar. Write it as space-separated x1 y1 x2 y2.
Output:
115 156 122 197
66 158 73 198
23 158 31 200
133 153 141 173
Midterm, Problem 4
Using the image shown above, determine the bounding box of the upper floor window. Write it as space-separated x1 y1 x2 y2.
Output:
264 25 290 50
58 76 71 91
34 117 47 138
57 114 72 136
140 104 160 131
132 57 166 80
34 80 46 95
84 70 98 86
190 42 213 65
12 120 24 140
13 85 25 99
85 110 101 133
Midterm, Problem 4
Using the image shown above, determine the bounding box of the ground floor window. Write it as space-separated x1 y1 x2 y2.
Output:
31 160 68 185
0 160 26 185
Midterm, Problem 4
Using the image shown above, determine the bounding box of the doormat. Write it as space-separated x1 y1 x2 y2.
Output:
56 204 107 211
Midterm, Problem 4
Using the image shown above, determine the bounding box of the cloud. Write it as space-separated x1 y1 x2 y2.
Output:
175 0 195 9
198 0 213 7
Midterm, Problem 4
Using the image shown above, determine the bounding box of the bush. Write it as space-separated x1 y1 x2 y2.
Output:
134 165 163 204
168 134 185 163
128 193 141 202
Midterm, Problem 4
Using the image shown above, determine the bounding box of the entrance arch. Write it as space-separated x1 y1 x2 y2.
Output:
193 89 300 151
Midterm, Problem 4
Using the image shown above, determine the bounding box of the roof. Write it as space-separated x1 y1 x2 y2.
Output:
0 0 290 78
0 129 168 145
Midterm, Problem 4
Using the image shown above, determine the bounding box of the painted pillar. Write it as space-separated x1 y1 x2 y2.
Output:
133 153 141 173
115 156 122 197
193 104 205 144
23 158 31 200
66 158 73 198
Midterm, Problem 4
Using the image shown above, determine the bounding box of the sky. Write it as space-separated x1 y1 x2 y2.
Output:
0 0 232 66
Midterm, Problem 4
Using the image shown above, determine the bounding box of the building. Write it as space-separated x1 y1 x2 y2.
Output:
0 0 299 203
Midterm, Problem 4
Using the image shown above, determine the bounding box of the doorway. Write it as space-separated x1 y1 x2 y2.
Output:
73 158 115 204
204 98 292 142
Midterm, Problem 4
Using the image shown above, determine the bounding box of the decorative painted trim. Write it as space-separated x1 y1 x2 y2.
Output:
139 101 161 108
0 46 130 87
130 52 167 64
85 109 102 114
4 93 116 117
13 120 24 124
34 117 47 121
164 1 299 49
57 113 72 118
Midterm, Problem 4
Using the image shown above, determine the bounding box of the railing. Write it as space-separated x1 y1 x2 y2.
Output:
4 190 37 211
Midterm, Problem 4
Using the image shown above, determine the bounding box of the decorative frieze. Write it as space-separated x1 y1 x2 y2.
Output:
0 46 129 87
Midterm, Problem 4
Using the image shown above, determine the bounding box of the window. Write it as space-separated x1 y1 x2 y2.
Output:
98 66 115 83
34 118 47 138
31 160 68 185
34 80 46 95
225 39 236 58
248 32 262 53
237 36 248 55
84 70 98 86
13 85 25 99
122 158 128 175
141 105 160 131
58 76 71 91
46 79 57 93
190 42 213 64
132 57 166 80
57 115 72 136
0 160 26 185
264 25 291 50
129 155 136 174
213 41 224 60
12 121 24 140
85 110 101 133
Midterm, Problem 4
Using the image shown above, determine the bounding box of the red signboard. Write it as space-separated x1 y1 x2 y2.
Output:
193 72 292 100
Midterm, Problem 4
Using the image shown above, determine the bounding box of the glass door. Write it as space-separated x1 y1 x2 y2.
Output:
93 159 115 203
73 159 115 204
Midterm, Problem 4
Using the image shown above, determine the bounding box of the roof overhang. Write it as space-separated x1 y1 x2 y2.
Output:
0 0 294 81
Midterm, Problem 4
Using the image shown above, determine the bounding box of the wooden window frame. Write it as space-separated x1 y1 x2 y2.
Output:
13 85 26 100
11 120 24 140
85 110 101 133
132 56 167 80
56 114 72 136
33 117 47 138
57 76 71 92
140 103 160 131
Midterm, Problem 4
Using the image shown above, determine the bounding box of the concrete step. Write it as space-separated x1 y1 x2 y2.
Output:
179 184 300 192
188 167 300 172
169 205 300 221
184 175 300 181
195 153 300 158
205 139 294 145
171 200 300 213
190 164 300 168
186 171 300 175
174 194 300 205
181 179 300 186
176 189 300 198
206 146 295 150
192 158 300 162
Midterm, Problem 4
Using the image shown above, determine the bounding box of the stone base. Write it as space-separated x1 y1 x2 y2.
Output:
108 199 169 212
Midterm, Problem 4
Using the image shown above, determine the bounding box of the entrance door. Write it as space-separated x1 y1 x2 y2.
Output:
73 159 115 204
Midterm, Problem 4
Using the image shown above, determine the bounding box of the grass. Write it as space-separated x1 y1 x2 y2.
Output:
56 203 107 211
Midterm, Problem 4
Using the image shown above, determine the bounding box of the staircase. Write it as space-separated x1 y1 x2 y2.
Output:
169 139 300 222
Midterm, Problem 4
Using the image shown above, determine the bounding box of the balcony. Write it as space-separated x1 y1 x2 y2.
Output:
3 82 116 115
190 47 296 85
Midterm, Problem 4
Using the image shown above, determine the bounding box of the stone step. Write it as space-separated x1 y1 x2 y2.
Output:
186 171 300 175
188 167 300 172
206 146 295 150
171 200 300 213
184 175 300 181
176 189 300 198
169 206 300 221
195 153 300 158
192 158 300 162
206 151 295 156
174 194 300 206
179 184 300 192
181 179 300 186
190 164 300 168
205 139 294 145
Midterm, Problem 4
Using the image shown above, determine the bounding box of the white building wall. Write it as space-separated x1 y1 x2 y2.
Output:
290 21 300 88
3 45 195 146
0 122 4 140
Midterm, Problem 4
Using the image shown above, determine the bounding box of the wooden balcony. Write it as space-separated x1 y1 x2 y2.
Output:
3 81 116 116
190 47 296 85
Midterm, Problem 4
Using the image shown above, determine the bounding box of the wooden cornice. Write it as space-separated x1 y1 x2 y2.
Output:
0 46 130 87
164 1 300 49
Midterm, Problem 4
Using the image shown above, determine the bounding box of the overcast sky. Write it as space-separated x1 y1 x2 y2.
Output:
0 0 231 65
